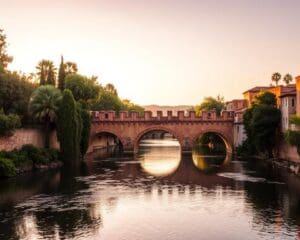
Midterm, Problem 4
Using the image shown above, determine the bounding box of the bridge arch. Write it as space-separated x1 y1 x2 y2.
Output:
89 130 124 152
133 127 183 153
192 130 233 154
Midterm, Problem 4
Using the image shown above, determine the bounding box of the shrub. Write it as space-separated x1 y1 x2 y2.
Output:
21 144 48 164
0 157 16 178
41 148 58 162
0 110 21 136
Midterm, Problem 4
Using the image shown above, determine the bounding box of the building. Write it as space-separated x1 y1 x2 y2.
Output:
225 99 248 111
232 76 300 147
225 99 248 147
243 86 272 106
279 88 296 132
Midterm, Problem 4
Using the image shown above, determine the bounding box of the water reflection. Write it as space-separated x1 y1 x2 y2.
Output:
138 139 181 177
1 140 300 239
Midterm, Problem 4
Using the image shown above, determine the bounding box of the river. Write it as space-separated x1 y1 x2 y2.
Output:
1 139 300 240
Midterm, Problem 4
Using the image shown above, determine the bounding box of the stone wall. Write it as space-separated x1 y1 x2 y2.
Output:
279 141 300 163
0 128 59 151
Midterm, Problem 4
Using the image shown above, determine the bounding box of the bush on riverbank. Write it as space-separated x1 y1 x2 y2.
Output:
0 110 21 136
0 157 17 177
0 145 60 178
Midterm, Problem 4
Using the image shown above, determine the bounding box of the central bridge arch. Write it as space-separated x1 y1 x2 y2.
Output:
133 126 183 153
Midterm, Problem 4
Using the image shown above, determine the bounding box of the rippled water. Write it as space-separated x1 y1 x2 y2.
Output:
1 139 300 239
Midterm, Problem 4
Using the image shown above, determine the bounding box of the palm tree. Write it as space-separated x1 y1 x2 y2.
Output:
271 72 281 86
64 62 78 75
36 60 57 86
29 85 62 148
283 74 293 85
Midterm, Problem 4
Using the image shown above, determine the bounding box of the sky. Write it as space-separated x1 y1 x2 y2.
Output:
1 0 300 105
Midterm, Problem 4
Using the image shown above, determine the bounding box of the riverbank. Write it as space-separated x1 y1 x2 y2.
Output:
0 144 62 178
237 155 300 177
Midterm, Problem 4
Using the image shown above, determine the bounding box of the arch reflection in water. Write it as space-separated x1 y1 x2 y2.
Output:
138 138 181 177
192 132 230 172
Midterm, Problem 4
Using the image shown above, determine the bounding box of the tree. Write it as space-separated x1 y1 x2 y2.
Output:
194 95 225 116
105 83 118 96
285 115 300 155
0 29 13 70
58 56 66 90
0 70 36 123
255 91 277 106
271 72 281 86
64 74 100 102
283 74 293 85
79 105 91 158
29 85 62 148
0 109 21 136
36 60 57 86
242 92 281 158
91 90 123 112
64 62 78 75
122 99 144 113
56 90 82 164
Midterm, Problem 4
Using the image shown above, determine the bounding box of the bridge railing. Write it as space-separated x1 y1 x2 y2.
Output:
90 110 234 122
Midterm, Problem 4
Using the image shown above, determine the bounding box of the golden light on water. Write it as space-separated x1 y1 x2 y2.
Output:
139 140 181 177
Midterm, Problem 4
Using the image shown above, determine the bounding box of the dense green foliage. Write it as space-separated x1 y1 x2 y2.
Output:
0 110 21 136
64 74 100 102
91 90 124 112
29 85 62 148
0 145 59 178
285 115 300 155
57 90 82 164
80 107 91 158
0 157 16 178
0 71 36 123
194 95 225 116
122 99 144 113
0 29 13 70
104 83 118 96
240 92 281 158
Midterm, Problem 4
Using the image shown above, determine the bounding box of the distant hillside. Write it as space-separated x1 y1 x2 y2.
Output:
143 105 193 115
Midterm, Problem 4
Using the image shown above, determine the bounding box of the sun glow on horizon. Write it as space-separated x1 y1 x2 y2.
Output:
2 0 300 105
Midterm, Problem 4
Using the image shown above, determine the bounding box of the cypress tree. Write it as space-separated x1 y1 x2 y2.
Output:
79 106 91 158
58 55 66 90
57 89 81 164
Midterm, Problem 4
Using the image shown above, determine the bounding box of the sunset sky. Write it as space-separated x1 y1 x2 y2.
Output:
2 0 300 105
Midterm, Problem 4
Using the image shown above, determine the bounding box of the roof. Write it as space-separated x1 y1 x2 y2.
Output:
243 86 271 94
279 88 296 98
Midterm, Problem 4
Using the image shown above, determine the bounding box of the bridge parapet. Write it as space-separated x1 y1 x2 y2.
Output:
90 110 234 122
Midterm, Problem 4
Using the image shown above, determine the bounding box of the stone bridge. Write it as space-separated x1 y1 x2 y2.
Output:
89 110 234 154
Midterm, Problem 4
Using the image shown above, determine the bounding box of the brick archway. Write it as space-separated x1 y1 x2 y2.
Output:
133 126 183 153
191 130 233 153
89 130 125 152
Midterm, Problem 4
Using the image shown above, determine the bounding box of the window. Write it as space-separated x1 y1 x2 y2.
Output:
237 126 239 133
105 113 109 119
292 98 295 107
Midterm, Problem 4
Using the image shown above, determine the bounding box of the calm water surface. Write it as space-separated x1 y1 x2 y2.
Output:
1 139 300 240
